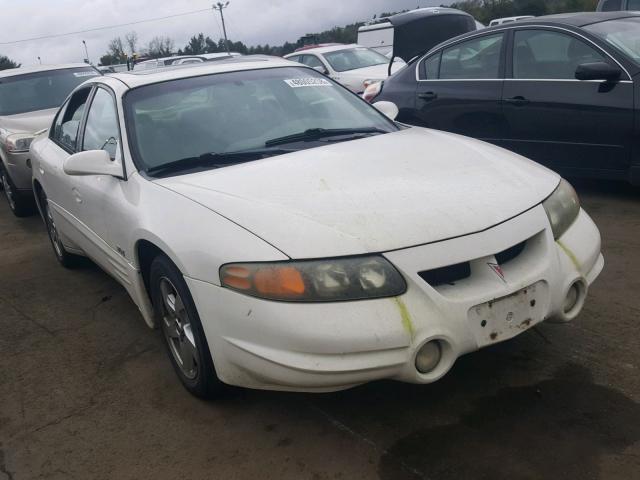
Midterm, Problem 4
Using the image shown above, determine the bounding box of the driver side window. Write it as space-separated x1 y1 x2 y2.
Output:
82 88 121 160
513 30 607 80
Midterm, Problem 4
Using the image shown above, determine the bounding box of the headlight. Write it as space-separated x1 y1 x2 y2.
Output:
6 133 35 153
542 179 580 240
220 256 406 302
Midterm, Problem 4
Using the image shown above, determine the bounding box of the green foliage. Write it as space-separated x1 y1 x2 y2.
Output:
449 0 598 24
0 55 20 71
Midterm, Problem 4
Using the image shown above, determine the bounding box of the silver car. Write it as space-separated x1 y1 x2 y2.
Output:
0 64 100 216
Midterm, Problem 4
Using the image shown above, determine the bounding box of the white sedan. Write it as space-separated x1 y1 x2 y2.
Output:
284 44 404 94
30 57 603 398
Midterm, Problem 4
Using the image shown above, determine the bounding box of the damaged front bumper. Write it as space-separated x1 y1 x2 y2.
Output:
187 204 603 392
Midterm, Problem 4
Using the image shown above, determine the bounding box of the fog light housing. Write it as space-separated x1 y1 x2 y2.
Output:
415 341 442 374
564 284 579 313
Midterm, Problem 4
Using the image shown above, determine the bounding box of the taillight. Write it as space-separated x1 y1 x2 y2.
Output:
363 81 382 103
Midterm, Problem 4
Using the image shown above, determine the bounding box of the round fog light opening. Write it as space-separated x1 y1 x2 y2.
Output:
415 341 442 374
564 283 580 314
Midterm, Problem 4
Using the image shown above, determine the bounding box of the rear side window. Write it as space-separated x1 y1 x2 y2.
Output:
51 88 92 152
439 33 504 79
599 0 623 10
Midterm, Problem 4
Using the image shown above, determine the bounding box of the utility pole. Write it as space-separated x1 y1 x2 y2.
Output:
213 2 231 54
82 40 90 64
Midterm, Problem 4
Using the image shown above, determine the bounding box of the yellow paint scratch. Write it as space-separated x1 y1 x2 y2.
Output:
394 297 415 338
557 240 581 271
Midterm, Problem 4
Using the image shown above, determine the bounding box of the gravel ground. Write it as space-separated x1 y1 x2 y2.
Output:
0 178 638 480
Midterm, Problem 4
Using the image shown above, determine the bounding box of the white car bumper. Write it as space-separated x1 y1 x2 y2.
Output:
186 205 602 392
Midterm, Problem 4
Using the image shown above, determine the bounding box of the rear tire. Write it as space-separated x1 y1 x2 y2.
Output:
38 190 83 268
1 165 35 217
149 254 224 399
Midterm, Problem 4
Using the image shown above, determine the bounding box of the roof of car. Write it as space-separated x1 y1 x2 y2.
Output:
497 11 640 28
0 63 94 79
284 44 365 56
108 55 300 89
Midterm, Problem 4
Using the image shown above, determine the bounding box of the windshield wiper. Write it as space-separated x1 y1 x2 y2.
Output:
145 147 294 176
264 127 389 147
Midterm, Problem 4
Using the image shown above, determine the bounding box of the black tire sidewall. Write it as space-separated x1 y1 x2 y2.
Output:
1 165 34 217
149 254 222 399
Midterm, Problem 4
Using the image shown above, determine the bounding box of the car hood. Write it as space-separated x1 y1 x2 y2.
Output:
155 128 559 259
0 108 57 134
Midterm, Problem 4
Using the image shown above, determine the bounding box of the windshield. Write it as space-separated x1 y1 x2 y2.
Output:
584 17 640 64
0 67 99 116
124 66 397 173
323 48 389 72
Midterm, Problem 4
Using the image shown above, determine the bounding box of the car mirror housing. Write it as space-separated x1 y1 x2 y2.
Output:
312 65 328 75
63 150 123 177
575 62 621 82
373 101 399 121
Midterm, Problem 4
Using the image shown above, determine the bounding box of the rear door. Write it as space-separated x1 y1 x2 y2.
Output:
501 27 633 175
413 32 508 143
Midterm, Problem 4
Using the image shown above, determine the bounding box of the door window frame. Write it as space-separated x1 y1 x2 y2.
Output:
416 24 633 83
81 84 127 180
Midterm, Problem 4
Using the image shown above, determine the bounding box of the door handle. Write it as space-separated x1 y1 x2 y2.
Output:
504 96 530 106
418 91 438 101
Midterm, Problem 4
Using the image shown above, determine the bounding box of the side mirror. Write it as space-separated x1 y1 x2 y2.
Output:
373 101 399 121
63 150 122 177
312 65 328 75
575 62 621 82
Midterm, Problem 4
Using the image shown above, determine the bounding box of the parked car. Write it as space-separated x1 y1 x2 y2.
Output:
0 63 100 216
597 0 640 11
489 16 535 26
30 56 602 398
371 12 640 185
284 44 404 94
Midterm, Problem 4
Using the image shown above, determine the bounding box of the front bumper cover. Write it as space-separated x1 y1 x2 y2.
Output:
187 205 603 392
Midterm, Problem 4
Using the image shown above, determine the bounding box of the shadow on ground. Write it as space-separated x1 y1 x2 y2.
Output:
378 364 640 480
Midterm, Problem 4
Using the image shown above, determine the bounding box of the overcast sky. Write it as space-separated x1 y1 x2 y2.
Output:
2 0 455 66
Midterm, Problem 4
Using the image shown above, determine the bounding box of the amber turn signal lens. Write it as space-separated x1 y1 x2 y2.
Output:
254 267 305 298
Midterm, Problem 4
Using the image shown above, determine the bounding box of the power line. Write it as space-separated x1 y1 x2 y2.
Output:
0 8 213 46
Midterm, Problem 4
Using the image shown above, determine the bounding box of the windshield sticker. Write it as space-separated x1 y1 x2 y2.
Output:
73 71 99 77
284 78 333 88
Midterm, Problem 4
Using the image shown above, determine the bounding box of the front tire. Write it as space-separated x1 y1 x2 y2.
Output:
38 190 83 268
1 165 34 217
149 254 224 399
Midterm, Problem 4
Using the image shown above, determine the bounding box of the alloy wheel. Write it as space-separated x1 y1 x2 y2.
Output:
159 277 199 380
44 201 64 259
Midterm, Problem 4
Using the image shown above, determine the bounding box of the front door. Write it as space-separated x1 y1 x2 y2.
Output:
414 32 507 143
66 86 133 286
501 28 634 176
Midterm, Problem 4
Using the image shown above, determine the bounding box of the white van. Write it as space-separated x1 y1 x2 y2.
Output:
357 21 395 56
